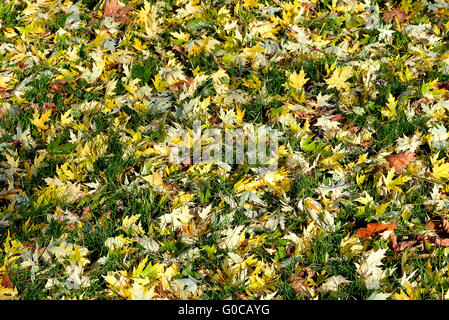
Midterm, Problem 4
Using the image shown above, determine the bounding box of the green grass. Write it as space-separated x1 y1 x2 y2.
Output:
2 0 449 301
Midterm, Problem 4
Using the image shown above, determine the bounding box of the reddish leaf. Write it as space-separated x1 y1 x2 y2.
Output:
435 81 449 91
290 268 315 296
357 222 397 238
386 151 415 173
383 8 408 24
398 239 418 252
1 272 14 289
48 80 68 93
331 114 344 122
234 292 250 300
301 2 315 10
104 0 133 24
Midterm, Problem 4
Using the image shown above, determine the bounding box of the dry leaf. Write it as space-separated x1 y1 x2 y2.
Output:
435 81 449 91
435 237 449 247
290 268 315 296
389 232 401 253
104 0 133 24
386 151 415 173
234 292 250 300
398 239 418 252
1 272 14 289
424 216 449 247
425 215 449 237
383 9 408 24
357 222 397 238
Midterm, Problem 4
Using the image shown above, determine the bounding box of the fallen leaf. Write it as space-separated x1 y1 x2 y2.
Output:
301 2 315 10
290 268 315 296
234 292 250 300
398 239 418 252
389 232 400 253
1 272 14 289
357 222 397 238
425 215 449 237
435 81 449 91
104 0 133 24
386 151 415 173
435 237 449 247
383 8 408 24
48 80 68 93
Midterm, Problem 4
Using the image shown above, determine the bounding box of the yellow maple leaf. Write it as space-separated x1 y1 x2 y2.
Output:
431 157 449 182
152 74 168 92
242 0 260 8
30 109 52 132
142 171 164 188
380 93 398 119
234 105 246 123
393 283 419 300
0 285 18 300
325 65 353 91
234 177 264 194
287 68 309 91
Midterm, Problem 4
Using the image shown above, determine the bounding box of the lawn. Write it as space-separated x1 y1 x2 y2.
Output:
1 0 449 300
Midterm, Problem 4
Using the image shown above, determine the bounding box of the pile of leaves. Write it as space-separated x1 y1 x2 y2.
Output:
1 0 449 300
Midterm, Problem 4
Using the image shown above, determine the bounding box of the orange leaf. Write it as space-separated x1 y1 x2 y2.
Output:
357 222 397 238
386 151 415 173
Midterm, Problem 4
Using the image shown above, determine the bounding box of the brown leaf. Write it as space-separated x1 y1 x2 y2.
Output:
290 268 315 296
435 81 449 91
301 2 315 10
389 231 401 253
1 272 14 289
425 215 449 237
234 292 250 300
435 237 449 247
48 80 68 93
398 239 418 252
357 222 397 238
386 151 415 173
80 206 91 222
104 0 133 24
331 114 344 122
383 8 408 24
294 110 315 120
349 125 360 133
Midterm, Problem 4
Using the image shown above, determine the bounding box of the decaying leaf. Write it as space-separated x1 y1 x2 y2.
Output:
383 8 408 24
389 232 400 253
386 151 415 173
425 215 449 237
1 272 14 289
104 0 133 24
290 268 316 297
